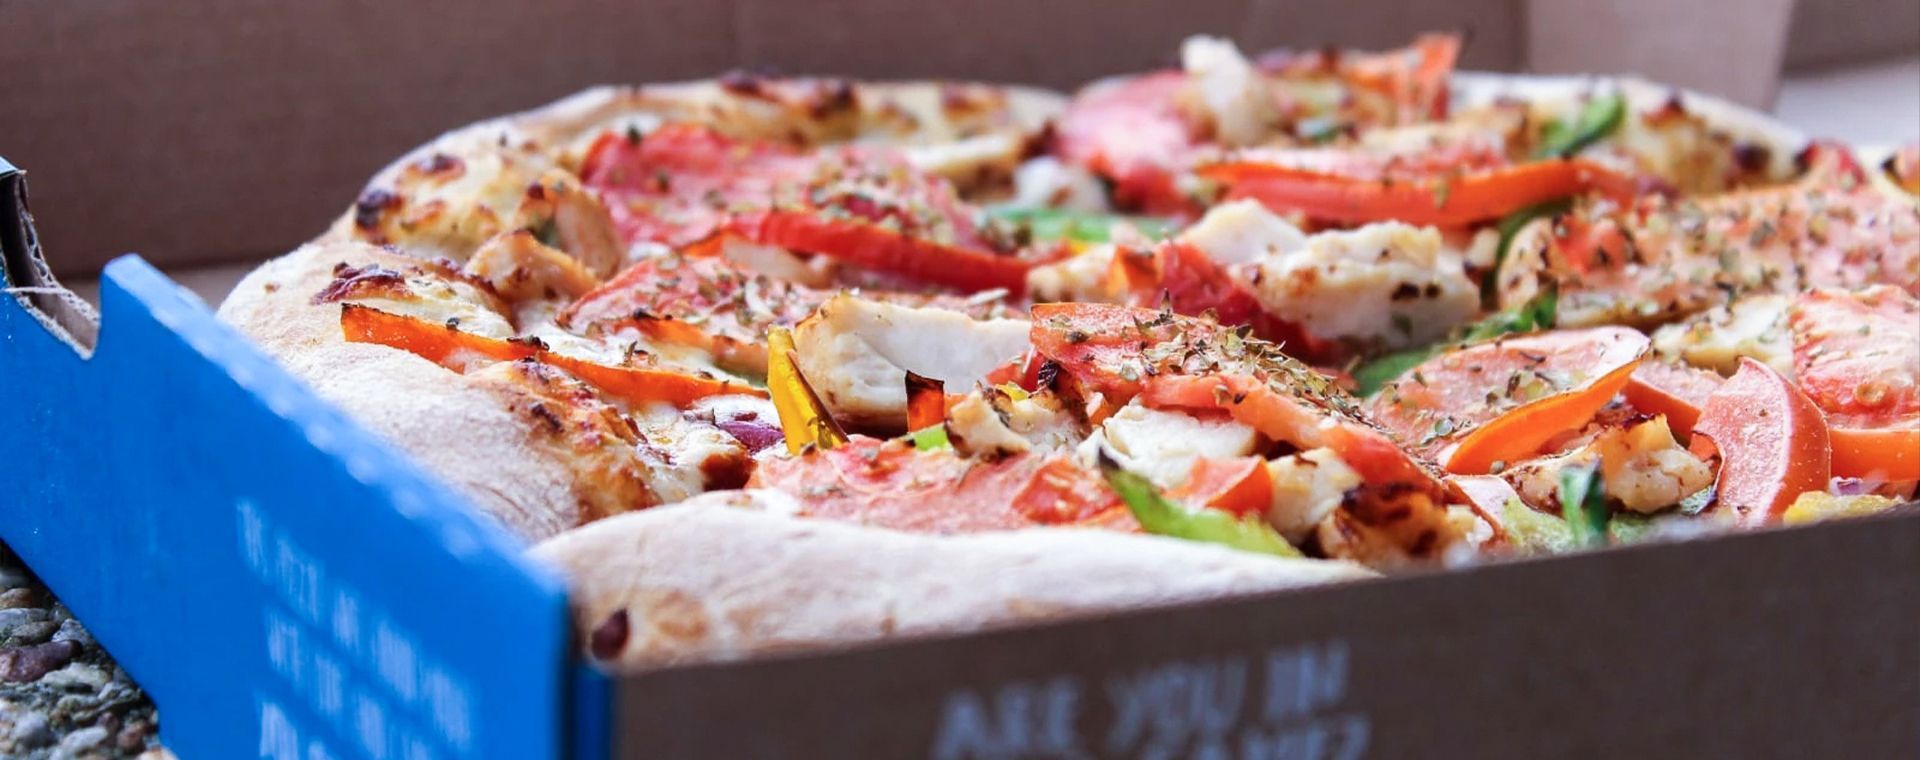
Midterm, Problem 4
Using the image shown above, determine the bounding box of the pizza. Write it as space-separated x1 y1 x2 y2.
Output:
216 34 1920 669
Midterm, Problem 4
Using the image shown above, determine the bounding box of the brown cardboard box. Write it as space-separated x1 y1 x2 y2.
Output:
0 0 1815 284
7 3 1920 757
615 512 1919 758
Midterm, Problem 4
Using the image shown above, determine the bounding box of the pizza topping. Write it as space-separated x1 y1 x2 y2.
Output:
1100 457 1301 558
1367 326 1650 473
351 142 626 273
1499 414 1712 515
945 386 1084 459
1082 402 1259 491
1179 36 1281 149
314 260 517 339
341 304 762 406
1621 359 1723 439
748 436 1135 533
789 295 1031 429
1886 142 1920 196
1054 33 1463 215
765 326 848 454
579 123 1030 292
464 229 603 302
1232 215 1480 351
1200 151 1637 228
257 33 1920 582
1535 92 1628 159
1649 293 1794 375
1789 286 1920 481
1690 358 1833 526
1499 155 1920 329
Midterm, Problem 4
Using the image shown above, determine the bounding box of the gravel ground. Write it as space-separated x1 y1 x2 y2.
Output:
0 542 168 759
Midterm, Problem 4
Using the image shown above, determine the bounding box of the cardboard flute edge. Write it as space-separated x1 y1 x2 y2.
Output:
0 157 586 760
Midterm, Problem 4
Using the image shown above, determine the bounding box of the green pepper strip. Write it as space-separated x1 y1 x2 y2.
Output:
986 207 1175 244
1536 92 1627 159
1352 287 1559 397
1558 462 1612 549
1098 453 1302 558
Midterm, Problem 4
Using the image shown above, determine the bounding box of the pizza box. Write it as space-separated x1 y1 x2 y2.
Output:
4 1 1920 758
7 159 1920 760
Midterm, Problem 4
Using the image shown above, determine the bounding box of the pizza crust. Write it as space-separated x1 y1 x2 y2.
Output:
217 241 586 540
216 71 1813 660
318 79 1068 251
530 490 1375 670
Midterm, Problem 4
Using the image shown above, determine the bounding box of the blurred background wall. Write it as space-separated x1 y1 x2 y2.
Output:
0 0 1912 280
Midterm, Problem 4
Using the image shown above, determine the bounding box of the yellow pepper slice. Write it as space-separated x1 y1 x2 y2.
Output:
767 326 847 454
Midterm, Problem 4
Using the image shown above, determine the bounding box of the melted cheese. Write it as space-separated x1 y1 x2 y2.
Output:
1080 403 1259 489
1247 221 1479 348
1179 199 1309 267
1650 294 1793 375
1025 244 1119 303
1265 448 1362 542
1008 157 1111 213
629 402 751 504
1180 36 1276 148
355 272 516 340
947 389 1083 458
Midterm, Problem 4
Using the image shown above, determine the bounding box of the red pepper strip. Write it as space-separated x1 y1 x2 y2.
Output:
341 304 763 406
904 372 947 432
735 210 1031 294
1829 427 1920 482
1201 159 1638 227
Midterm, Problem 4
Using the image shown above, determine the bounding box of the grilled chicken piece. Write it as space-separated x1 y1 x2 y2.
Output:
791 295 1030 429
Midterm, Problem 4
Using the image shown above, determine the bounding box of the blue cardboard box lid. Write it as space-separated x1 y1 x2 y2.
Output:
1 158 580 759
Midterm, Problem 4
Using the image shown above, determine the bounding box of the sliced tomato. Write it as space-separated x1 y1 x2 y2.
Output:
1623 359 1724 439
1790 287 1920 427
748 436 1135 533
1691 358 1833 526
582 123 1021 292
1140 374 1433 489
340 304 763 406
1366 327 1650 474
1108 241 1331 359
579 124 817 247
735 210 1030 294
1055 34 1461 216
1202 157 1638 228
1028 302 1186 406
563 254 821 332
1166 456 1273 518
1054 71 1200 216
1790 286 1920 480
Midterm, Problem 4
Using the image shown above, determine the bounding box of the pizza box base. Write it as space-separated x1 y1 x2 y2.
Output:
5 154 1919 759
